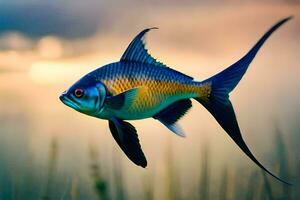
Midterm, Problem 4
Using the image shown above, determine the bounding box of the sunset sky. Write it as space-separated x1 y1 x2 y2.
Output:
0 1 299 199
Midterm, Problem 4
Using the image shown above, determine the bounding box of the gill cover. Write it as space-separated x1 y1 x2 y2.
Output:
96 82 107 112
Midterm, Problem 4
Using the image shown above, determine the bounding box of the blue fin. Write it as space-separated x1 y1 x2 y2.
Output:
109 117 147 167
163 123 185 137
205 16 293 95
120 28 166 67
195 17 292 185
153 99 192 137
106 87 143 110
121 28 194 80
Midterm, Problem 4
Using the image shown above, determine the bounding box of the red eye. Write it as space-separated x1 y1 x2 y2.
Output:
74 88 84 98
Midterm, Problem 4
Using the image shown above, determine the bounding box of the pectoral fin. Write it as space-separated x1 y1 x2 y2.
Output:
108 117 147 168
106 87 145 110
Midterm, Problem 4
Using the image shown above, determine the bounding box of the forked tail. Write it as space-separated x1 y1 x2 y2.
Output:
195 17 292 185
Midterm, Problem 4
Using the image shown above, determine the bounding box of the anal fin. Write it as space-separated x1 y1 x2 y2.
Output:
153 99 192 137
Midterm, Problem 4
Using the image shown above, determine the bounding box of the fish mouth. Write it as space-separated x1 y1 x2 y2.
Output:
59 94 80 110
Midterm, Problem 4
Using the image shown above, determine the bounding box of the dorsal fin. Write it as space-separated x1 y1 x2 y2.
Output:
120 28 165 67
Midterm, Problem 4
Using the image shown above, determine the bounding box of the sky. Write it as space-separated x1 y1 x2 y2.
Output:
0 0 299 199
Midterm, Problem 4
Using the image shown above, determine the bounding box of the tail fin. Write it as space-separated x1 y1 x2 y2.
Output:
195 17 292 185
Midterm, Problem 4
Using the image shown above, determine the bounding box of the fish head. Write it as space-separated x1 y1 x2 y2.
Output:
59 77 107 116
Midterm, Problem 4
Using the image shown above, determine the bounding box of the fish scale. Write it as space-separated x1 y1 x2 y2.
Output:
92 62 202 118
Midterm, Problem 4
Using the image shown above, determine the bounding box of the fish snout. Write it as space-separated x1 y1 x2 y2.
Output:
59 90 67 102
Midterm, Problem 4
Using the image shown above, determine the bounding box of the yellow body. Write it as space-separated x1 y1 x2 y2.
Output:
100 76 211 119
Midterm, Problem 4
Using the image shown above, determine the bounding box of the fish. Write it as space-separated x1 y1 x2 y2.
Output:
59 17 292 184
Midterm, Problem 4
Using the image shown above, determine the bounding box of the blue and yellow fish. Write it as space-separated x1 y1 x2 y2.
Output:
60 17 292 184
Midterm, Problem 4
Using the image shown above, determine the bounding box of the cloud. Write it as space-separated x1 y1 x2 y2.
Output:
0 0 298 41
0 2 104 39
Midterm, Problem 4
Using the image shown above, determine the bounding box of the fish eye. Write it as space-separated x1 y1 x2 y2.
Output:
74 88 84 98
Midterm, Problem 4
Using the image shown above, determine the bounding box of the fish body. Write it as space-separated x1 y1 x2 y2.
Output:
84 62 210 120
60 17 292 184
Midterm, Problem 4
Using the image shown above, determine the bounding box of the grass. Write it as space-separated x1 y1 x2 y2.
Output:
43 138 59 200
0 123 297 199
219 166 229 200
89 143 110 200
166 140 181 200
199 143 210 200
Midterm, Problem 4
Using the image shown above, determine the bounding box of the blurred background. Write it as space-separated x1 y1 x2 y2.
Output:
0 0 299 199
